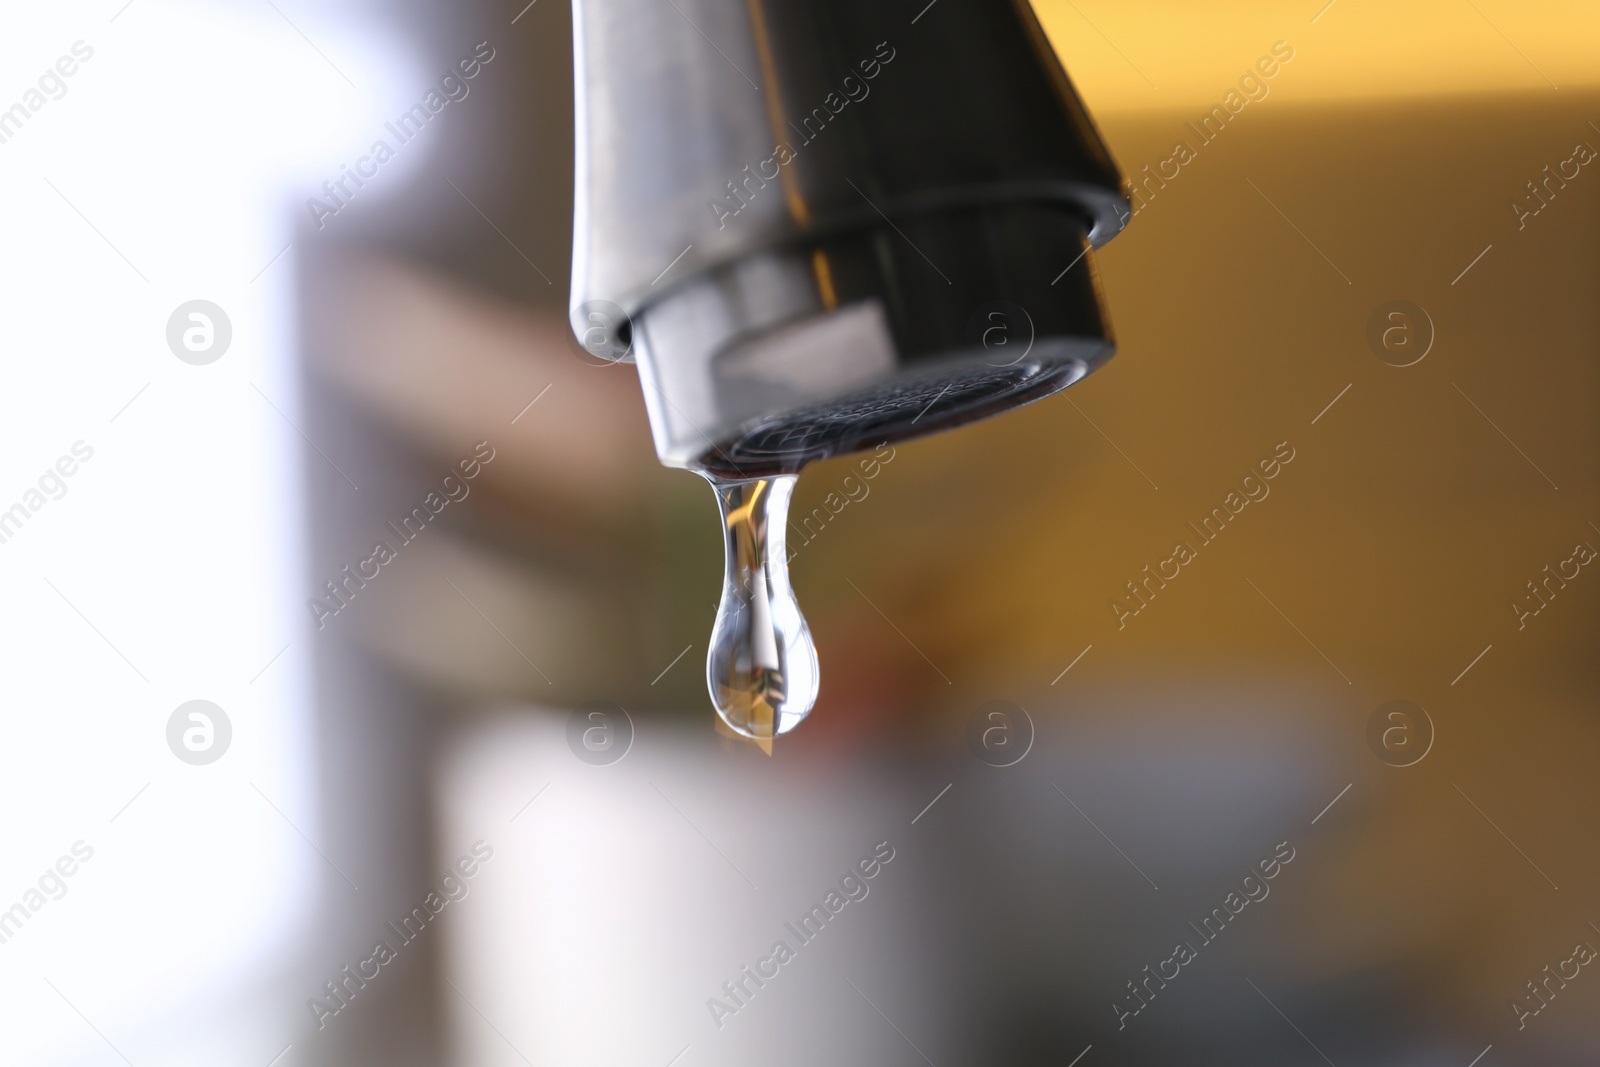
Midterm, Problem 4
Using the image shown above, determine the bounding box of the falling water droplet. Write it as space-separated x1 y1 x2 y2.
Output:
704 474 819 747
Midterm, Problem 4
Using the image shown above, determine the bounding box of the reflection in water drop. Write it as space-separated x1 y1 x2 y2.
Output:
704 475 819 747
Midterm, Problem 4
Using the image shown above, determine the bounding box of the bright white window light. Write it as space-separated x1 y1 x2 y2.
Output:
0 2 422 1063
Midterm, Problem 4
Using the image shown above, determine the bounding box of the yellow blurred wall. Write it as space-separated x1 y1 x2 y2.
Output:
1035 0 1600 112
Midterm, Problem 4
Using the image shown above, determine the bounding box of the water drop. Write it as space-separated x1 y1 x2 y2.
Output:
704 474 819 746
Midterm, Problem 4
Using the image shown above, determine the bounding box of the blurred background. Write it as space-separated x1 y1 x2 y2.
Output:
1 0 1596 1064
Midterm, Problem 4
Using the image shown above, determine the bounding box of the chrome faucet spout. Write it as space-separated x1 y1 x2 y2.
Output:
569 0 1130 475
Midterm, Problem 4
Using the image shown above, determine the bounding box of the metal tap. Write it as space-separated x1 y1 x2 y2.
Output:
569 0 1130 476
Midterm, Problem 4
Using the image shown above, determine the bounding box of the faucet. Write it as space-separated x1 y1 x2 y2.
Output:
568 0 1130 477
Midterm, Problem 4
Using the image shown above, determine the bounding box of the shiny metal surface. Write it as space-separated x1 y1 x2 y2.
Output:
571 0 1130 473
